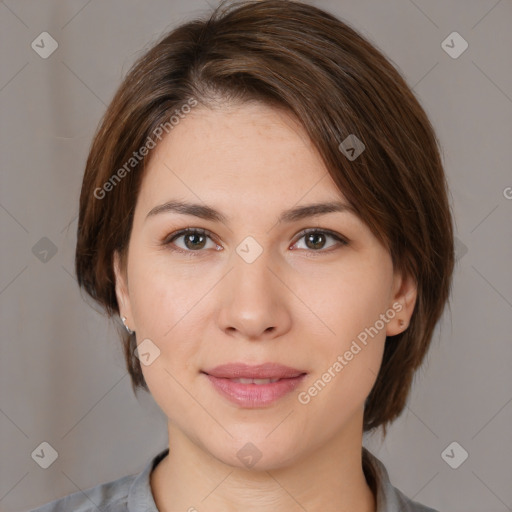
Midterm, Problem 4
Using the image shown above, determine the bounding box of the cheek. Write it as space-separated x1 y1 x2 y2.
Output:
299 325 386 430
292 255 393 342
127 253 213 336
135 289 203 420
294 258 391 408
126 259 207 394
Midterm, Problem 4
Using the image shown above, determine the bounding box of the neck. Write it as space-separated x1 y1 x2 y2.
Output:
151 420 375 512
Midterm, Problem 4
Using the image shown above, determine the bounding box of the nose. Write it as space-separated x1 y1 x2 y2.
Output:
216 249 292 341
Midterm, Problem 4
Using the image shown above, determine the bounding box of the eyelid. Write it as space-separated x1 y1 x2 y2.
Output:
162 226 349 253
163 227 210 243
290 227 349 250
163 227 220 250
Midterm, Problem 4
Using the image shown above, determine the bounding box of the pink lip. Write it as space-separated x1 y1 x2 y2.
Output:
202 363 307 408
203 362 306 379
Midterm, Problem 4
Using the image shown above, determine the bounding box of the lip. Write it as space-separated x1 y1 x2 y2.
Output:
202 363 307 408
203 362 306 379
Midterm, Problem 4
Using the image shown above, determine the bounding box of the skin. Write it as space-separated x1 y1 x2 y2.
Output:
113 100 417 512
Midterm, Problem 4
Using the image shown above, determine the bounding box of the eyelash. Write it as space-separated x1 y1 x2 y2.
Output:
161 227 348 256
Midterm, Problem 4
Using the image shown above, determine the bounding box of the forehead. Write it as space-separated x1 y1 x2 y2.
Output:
136 102 348 217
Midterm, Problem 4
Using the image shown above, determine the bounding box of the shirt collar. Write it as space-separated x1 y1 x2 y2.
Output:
363 446 403 511
128 447 407 512
128 448 168 512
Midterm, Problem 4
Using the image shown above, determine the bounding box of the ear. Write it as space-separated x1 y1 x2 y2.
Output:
113 250 134 329
386 269 417 336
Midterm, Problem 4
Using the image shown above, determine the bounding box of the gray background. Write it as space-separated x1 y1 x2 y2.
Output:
1 0 511 511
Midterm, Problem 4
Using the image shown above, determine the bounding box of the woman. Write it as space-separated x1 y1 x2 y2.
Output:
30 0 454 510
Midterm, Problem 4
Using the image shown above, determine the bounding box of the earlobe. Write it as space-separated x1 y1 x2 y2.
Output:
386 272 417 337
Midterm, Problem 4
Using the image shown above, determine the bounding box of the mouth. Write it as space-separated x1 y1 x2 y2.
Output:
228 377 282 384
201 362 307 407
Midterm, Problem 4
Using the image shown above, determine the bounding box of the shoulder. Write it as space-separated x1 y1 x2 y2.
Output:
393 486 440 512
27 448 169 512
27 473 135 512
362 447 440 512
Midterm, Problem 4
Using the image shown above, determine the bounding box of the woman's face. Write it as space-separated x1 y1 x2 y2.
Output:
114 101 416 469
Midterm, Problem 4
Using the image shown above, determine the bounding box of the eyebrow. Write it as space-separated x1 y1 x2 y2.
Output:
145 199 355 224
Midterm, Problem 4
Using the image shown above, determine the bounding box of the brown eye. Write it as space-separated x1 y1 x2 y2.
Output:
164 228 219 252
183 232 207 250
292 229 348 252
305 232 327 250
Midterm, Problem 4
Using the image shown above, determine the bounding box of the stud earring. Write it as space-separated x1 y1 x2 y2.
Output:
121 316 135 335
399 319 405 328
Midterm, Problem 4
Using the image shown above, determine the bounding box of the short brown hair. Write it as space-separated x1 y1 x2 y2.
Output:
75 0 454 432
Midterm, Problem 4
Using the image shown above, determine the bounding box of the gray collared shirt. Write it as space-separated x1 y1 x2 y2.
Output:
28 448 439 511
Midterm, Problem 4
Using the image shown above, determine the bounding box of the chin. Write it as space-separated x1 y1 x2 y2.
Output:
202 431 303 472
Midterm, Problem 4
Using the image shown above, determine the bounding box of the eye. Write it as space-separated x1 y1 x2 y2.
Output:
163 228 221 253
291 228 348 252
162 227 348 255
